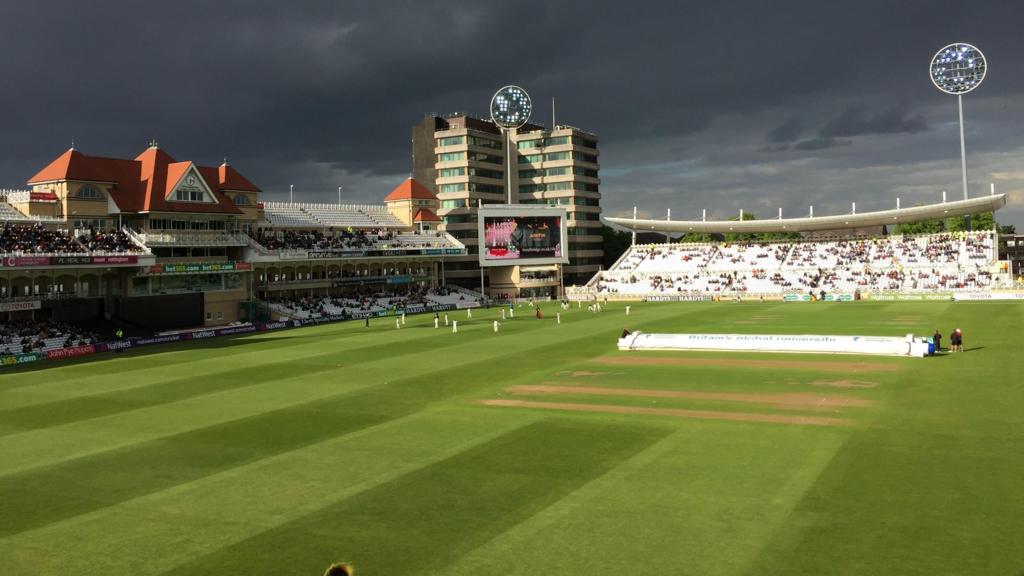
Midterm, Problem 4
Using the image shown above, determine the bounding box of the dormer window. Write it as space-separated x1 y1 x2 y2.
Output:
175 189 206 202
169 169 216 203
76 185 102 199
232 194 252 206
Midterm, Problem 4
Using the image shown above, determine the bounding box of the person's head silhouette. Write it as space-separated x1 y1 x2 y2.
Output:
324 563 354 576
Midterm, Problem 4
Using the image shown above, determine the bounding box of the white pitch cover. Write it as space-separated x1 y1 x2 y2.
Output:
618 332 929 357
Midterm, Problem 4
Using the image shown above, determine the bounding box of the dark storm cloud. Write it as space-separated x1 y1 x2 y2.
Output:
792 137 851 151
0 0 1021 227
766 116 805 143
820 103 928 138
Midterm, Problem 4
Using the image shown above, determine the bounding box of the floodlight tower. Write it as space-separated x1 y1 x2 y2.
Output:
489 85 533 204
929 43 987 229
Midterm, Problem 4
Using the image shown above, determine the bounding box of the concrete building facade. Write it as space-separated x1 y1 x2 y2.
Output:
411 114 603 293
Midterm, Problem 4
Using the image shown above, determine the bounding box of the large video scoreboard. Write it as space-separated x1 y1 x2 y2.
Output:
476 206 569 267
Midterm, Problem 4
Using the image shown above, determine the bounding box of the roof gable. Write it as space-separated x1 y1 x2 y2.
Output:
165 163 216 203
384 178 437 202
413 208 442 222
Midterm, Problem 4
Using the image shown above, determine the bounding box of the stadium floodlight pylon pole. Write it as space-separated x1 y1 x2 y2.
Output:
930 42 986 231
958 94 969 230
505 128 513 204
489 85 532 205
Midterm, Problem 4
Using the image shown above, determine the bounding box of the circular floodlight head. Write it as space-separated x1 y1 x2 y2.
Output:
930 43 987 95
489 85 532 129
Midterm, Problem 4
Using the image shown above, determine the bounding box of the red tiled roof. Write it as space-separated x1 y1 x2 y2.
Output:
217 163 261 193
163 161 193 198
29 149 139 186
413 208 441 222
384 178 436 202
26 147 257 215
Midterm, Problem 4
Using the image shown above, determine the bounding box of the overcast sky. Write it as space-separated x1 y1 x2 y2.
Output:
2 1 1022 229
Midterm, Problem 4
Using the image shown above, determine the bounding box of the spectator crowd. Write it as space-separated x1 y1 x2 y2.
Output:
267 286 475 320
0 223 83 254
253 228 455 253
596 232 999 296
0 318 102 355
0 223 141 254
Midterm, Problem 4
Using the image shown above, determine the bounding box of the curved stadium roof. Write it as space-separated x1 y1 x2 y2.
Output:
604 194 1007 234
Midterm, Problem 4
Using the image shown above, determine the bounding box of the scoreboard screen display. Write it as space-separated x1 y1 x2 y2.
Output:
477 207 569 266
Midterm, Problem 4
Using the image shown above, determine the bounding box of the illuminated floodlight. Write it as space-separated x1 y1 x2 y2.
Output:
489 85 532 129
930 43 987 95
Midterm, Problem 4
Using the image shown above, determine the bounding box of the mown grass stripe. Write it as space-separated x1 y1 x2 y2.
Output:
0 310 648 538
0 363 467 538
0 316 494 399
0 320 539 434
0 409 537 576
160 419 672 576
0 312 612 474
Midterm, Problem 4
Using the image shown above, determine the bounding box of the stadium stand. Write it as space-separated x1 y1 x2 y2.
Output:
250 226 457 254
0 200 28 221
253 229 384 252
0 223 145 255
0 189 66 223
262 205 322 228
75 229 142 253
0 319 102 355
262 202 412 229
593 232 1000 296
267 287 478 320
0 223 84 254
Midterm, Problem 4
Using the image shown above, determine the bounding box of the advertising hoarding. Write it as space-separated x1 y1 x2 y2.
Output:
618 332 929 357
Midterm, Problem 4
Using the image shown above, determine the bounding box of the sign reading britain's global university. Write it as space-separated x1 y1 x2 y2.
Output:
619 332 930 357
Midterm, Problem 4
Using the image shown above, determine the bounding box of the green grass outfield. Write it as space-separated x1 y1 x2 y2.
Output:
1 300 1022 575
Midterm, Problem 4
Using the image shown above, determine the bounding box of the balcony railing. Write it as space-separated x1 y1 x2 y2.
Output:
138 230 250 247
